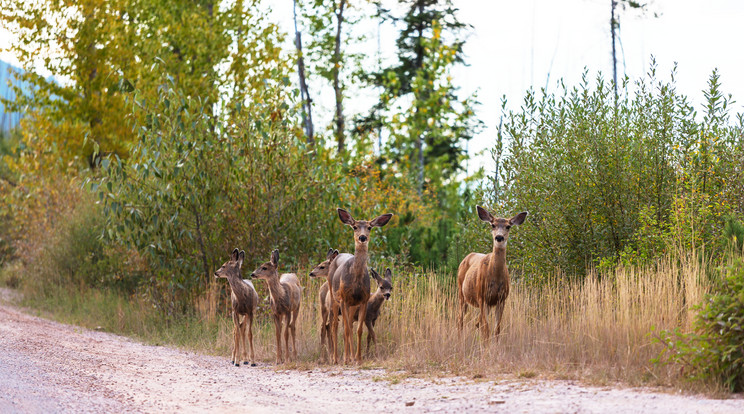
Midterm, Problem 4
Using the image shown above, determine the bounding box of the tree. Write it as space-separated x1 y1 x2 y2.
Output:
373 1 477 193
610 0 652 100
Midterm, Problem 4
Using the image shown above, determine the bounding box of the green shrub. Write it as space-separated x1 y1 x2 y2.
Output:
653 259 744 391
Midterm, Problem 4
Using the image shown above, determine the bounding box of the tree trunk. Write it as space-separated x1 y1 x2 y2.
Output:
611 0 618 102
293 0 314 144
333 0 347 154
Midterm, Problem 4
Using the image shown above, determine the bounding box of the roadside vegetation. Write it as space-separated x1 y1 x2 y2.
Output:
1 0 743 393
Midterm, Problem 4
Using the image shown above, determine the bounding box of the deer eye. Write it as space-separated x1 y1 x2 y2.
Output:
262 266 267 271
506 225 512 230
320 266 325 269
353 226 358 230
491 224 496 229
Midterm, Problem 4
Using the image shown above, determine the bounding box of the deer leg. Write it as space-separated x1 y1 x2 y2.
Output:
284 313 291 361
479 303 490 339
494 301 505 339
458 292 467 332
365 319 375 353
247 313 256 366
340 304 352 364
290 310 298 360
241 315 250 365
355 303 367 363
274 314 283 364
330 301 339 364
320 310 328 363
232 312 240 366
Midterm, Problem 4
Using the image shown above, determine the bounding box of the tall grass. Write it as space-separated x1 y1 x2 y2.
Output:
5 248 714 389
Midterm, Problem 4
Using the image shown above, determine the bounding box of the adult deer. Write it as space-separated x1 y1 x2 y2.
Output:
309 248 339 362
250 249 302 364
457 206 527 338
214 248 258 366
328 208 392 364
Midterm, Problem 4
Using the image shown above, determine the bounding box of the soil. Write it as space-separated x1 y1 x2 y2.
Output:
1 291 743 413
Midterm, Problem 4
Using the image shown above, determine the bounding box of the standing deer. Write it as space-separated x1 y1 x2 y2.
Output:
328 208 392 364
250 249 302 364
457 206 527 338
309 248 339 362
214 248 258 366
358 268 393 352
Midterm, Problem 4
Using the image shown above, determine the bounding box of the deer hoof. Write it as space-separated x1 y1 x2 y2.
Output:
251 363 257 367
234 363 240 367
243 361 249 365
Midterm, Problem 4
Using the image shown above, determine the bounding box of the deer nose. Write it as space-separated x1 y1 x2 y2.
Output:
495 235 505 242
309 272 315 278
359 235 368 242
384 293 391 300
250 273 256 278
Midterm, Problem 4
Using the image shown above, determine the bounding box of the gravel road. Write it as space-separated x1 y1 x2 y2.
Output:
1 296 742 413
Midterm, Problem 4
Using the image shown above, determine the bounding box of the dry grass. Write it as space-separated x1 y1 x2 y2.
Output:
8 250 716 390
202 253 712 389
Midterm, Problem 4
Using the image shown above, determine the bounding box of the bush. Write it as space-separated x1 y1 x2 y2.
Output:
654 259 744 391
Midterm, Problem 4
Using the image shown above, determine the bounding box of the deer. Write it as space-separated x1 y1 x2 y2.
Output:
214 248 259 367
457 206 527 339
308 248 339 362
328 208 392 364
357 268 393 353
250 249 302 364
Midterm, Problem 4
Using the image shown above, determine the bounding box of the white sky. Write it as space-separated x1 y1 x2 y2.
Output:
2 0 743 173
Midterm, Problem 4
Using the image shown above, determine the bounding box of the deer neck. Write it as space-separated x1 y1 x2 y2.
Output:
226 272 250 302
265 273 286 302
352 243 369 279
488 245 508 280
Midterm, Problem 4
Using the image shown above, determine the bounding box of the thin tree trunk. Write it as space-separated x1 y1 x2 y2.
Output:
333 0 347 154
611 0 618 102
415 0 425 193
293 0 314 144
193 206 211 282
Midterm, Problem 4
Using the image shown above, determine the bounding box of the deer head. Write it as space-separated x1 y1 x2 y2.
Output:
370 268 393 300
476 206 528 248
337 208 393 247
309 248 339 278
215 248 244 279
250 249 279 280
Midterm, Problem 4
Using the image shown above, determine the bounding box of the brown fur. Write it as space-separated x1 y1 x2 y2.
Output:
328 208 392 364
250 249 302 364
214 248 259 366
457 207 527 338
308 248 338 362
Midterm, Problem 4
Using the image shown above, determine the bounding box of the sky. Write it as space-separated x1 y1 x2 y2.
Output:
2 0 743 173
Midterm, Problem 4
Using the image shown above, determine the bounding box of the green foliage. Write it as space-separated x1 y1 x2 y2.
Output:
492 64 744 277
653 260 744 392
724 217 744 253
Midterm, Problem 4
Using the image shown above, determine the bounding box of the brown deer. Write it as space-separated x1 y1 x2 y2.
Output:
328 208 392 364
308 248 339 362
214 248 258 366
457 206 527 338
313 266 393 360
358 268 393 352
250 249 302 364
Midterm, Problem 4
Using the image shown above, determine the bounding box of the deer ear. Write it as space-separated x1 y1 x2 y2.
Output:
476 206 493 223
329 249 339 261
370 213 393 228
238 250 245 268
370 268 382 284
384 268 392 281
270 249 279 266
337 208 355 226
231 248 240 261
510 211 528 226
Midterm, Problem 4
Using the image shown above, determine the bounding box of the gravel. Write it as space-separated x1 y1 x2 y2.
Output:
1 295 743 413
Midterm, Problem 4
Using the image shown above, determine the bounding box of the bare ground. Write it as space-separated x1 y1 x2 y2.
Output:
1 295 743 413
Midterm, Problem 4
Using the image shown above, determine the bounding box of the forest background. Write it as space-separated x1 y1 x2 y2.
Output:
1 0 743 391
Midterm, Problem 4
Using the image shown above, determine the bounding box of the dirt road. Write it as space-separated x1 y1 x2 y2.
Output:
1 300 742 413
